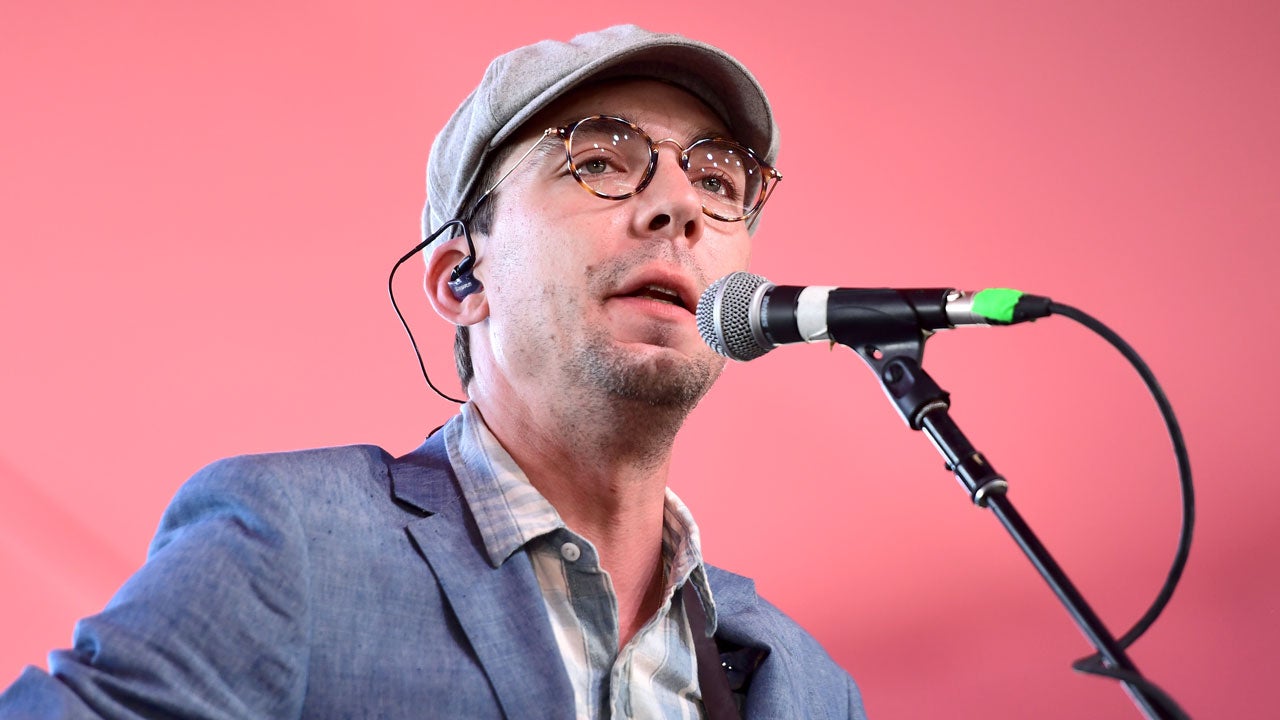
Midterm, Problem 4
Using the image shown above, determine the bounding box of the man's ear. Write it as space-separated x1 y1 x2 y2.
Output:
424 235 489 326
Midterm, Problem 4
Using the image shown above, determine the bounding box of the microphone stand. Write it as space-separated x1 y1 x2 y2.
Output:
854 330 1176 720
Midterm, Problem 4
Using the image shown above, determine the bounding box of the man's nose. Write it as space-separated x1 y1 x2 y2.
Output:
634 141 705 240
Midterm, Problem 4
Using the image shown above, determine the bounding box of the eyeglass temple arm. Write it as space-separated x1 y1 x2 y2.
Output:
468 128 559 213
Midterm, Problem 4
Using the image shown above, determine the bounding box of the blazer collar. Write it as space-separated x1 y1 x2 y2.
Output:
386 430 457 515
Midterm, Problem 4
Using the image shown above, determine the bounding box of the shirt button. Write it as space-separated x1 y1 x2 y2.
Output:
560 542 581 562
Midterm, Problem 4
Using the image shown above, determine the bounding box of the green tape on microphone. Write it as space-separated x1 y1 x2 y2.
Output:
972 288 1024 324
972 288 1053 325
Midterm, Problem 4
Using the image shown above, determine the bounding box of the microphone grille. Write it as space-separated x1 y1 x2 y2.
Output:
696 271 773 361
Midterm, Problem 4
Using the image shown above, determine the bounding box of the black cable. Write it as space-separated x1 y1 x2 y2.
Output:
1071 655 1190 720
387 219 474 405
1047 301 1195 719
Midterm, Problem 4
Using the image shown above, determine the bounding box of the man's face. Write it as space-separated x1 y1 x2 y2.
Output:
474 79 754 409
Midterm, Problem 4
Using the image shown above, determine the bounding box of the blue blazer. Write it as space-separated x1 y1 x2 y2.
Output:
0 433 866 719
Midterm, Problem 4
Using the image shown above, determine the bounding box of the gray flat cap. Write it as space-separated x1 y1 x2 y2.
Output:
423 24 778 237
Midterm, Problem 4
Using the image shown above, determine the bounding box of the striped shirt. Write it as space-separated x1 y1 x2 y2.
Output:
443 403 718 719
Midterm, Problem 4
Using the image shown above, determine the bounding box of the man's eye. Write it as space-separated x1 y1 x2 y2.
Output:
698 176 724 194
582 158 609 175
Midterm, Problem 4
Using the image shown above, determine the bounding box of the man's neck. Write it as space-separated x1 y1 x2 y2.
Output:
468 393 689 648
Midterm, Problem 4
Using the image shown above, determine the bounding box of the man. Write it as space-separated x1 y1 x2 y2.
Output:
0 26 866 719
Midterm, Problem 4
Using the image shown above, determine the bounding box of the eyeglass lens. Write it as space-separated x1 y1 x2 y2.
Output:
566 117 765 220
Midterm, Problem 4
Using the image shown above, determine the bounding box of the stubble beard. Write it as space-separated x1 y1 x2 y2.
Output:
493 240 730 459
572 251 725 413
565 322 724 469
572 322 724 410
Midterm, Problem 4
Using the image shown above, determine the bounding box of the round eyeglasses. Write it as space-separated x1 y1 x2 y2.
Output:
473 115 782 223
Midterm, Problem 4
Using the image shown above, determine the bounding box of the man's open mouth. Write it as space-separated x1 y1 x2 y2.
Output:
624 284 688 310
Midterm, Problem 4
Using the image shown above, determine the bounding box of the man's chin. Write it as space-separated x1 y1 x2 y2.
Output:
576 342 723 409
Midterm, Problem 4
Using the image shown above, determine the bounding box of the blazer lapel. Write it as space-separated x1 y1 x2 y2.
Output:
390 436 574 720
713 565 859 720
706 566 821 720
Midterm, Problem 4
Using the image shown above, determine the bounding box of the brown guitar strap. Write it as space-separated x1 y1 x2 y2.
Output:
681 583 743 720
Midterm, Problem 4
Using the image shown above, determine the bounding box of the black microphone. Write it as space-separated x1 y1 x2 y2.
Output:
696 272 1051 361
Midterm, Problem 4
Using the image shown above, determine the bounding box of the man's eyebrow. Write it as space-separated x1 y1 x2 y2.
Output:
617 114 734 145
530 135 565 165
688 125 732 143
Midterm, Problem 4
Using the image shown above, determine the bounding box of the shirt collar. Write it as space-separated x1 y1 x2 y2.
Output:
444 401 718 630
444 402 562 567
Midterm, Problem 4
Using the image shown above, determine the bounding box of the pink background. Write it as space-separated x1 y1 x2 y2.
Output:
3 2 1277 717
